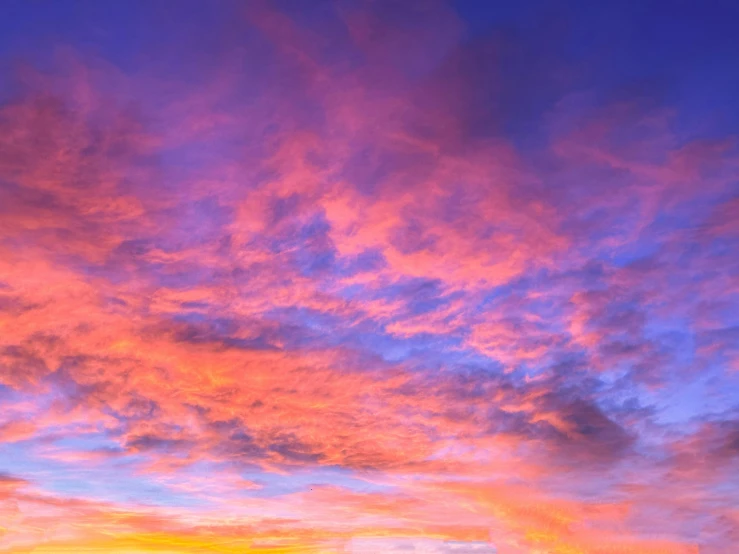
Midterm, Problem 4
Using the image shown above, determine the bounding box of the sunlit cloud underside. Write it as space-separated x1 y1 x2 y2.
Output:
0 1 738 553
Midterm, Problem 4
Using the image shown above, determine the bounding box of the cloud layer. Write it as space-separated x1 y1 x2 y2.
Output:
0 1 738 552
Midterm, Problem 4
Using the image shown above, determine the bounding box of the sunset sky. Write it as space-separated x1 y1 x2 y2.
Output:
1 1 738 552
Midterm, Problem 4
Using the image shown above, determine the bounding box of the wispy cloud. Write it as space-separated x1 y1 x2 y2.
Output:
0 1 737 552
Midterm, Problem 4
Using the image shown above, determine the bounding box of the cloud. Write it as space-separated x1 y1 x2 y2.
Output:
0 0 737 552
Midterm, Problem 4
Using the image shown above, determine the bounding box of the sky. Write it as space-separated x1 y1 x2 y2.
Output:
0 0 738 552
